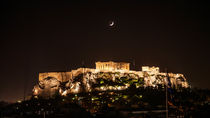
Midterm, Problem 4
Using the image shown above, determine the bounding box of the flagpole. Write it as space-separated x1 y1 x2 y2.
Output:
165 68 168 118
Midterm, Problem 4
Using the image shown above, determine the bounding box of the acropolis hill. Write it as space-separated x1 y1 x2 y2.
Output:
33 61 189 97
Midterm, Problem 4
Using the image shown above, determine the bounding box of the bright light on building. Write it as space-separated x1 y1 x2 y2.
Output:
34 61 189 97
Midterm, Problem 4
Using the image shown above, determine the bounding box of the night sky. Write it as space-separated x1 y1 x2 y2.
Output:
1 0 209 102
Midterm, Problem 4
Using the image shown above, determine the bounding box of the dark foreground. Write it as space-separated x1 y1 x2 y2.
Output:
0 88 209 118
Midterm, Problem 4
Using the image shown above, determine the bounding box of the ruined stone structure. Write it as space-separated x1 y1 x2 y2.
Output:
34 61 189 97
142 66 160 75
96 61 130 71
39 61 130 82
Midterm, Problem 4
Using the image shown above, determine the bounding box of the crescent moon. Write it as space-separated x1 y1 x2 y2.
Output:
109 21 114 26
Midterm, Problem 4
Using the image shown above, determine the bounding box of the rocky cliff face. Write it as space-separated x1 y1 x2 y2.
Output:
33 70 189 98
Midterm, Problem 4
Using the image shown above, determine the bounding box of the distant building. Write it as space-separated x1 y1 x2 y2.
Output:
142 66 159 75
96 61 130 71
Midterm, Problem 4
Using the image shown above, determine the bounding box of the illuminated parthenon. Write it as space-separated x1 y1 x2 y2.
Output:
96 61 130 71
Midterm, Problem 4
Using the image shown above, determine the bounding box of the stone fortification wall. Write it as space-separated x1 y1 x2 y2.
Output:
39 72 72 82
39 68 97 82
